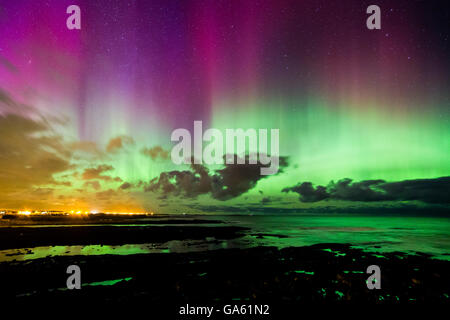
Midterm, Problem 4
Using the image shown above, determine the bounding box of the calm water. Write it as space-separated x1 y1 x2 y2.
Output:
217 214 450 260
1 214 449 262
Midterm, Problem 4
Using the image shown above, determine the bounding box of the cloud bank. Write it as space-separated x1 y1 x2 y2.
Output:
146 155 288 201
283 177 450 204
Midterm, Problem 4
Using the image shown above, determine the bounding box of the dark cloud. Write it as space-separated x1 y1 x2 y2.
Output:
261 197 271 204
119 182 132 190
136 180 145 187
106 135 135 153
145 155 288 201
81 164 113 180
282 182 328 202
283 177 450 204
81 164 121 182
141 146 170 160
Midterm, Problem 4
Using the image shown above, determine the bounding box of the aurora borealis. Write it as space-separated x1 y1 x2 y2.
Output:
0 0 449 213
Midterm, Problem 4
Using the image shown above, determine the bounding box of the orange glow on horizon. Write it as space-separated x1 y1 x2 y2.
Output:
3 209 154 216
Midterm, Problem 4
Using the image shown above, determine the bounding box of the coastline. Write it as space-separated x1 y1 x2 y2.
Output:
0 216 449 305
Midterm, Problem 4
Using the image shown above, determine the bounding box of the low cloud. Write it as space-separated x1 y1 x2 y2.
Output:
141 146 170 160
119 182 132 190
261 197 272 204
145 155 288 201
81 165 114 181
79 165 123 184
106 135 135 153
282 182 328 202
283 177 450 204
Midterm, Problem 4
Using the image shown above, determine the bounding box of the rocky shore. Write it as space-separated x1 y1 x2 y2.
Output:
0 217 448 313
1 242 448 307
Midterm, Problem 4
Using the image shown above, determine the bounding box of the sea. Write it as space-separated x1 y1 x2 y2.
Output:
1 214 449 262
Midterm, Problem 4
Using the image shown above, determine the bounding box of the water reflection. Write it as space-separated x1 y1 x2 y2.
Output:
1 214 449 262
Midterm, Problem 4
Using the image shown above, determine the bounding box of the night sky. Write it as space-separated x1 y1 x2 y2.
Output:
0 0 449 213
